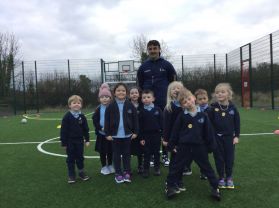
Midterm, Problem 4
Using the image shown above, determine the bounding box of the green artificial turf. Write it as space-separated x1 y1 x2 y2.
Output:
0 108 279 208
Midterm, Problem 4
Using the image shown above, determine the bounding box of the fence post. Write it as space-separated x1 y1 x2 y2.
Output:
181 55 184 80
249 43 253 108
240 47 243 107
100 59 104 83
67 59 71 95
12 56 16 115
225 53 228 81
270 33 274 110
213 54 216 86
22 61 26 114
34 61 39 113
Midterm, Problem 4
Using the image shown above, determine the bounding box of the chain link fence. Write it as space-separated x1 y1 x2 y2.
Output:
1 30 279 115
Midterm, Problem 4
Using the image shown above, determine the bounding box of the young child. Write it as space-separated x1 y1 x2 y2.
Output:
60 95 90 184
139 89 163 178
184 89 211 180
104 83 139 184
208 83 240 189
165 88 220 201
129 86 144 174
162 81 184 189
92 83 114 175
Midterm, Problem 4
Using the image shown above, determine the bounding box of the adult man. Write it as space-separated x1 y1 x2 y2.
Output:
137 40 177 166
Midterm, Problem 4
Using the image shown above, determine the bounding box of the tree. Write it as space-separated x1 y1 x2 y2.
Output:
130 34 172 63
0 32 20 97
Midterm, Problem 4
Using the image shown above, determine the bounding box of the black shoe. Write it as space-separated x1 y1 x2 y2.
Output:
68 176 76 184
154 168 161 176
200 174 208 180
165 186 180 199
183 167 192 176
177 183 186 192
79 172 90 181
142 169 149 178
211 188 221 201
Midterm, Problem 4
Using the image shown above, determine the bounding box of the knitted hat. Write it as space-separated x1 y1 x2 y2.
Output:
98 83 112 98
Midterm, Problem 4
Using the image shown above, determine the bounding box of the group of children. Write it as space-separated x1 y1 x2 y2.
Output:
60 81 240 201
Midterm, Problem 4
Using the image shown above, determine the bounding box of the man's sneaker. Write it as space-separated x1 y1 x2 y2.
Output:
218 178 226 189
123 172 131 183
100 166 110 175
162 155 170 167
68 176 76 184
165 186 180 199
79 172 90 181
107 165 115 174
115 175 124 183
200 174 208 180
211 188 221 201
142 169 149 178
154 168 161 176
177 183 186 192
183 168 192 176
226 178 235 189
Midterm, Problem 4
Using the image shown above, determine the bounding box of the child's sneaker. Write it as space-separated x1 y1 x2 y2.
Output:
115 174 124 183
100 166 110 175
226 178 235 189
123 172 131 183
79 172 90 181
68 176 76 184
162 155 170 167
107 165 115 174
211 188 221 201
165 186 180 199
182 167 192 176
218 178 226 189
177 183 186 192
200 174 208 180
150 157 155 167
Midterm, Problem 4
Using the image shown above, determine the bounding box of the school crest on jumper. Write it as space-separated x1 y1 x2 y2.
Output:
198 118 204 123
229 110 235 115
154 111 159 115
127 109 132 114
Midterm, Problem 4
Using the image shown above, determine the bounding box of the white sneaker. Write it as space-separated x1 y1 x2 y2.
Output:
107 165 115 174
150 161 154 167
100 166 110 175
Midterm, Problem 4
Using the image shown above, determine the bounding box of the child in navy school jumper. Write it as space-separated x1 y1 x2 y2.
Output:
162 81 184 187
207 83 240 189
139 89 163 177
92 83 114 175
129 86 144 174
165 88 221 201
184 89 211 180
104 83 139 184
60 95 90 184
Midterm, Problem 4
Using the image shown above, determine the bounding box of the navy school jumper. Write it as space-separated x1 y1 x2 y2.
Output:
104 99 139 175
137 57 177 110
207 102 240 179
166 109 218 189
138 106 163 169
60 112 89 177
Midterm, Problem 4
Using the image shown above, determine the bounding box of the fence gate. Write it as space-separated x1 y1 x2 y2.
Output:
240 44 252 108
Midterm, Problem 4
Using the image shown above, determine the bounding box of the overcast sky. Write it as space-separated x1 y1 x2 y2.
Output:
0 0 279 61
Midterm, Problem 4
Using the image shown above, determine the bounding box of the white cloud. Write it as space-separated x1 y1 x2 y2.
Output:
0 0 278 61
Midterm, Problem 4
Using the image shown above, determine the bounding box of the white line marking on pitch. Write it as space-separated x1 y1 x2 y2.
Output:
0 132 276 145
23 112 94 121
37 137 99 159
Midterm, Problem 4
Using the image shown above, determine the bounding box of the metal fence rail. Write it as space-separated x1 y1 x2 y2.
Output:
1 30 279 115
